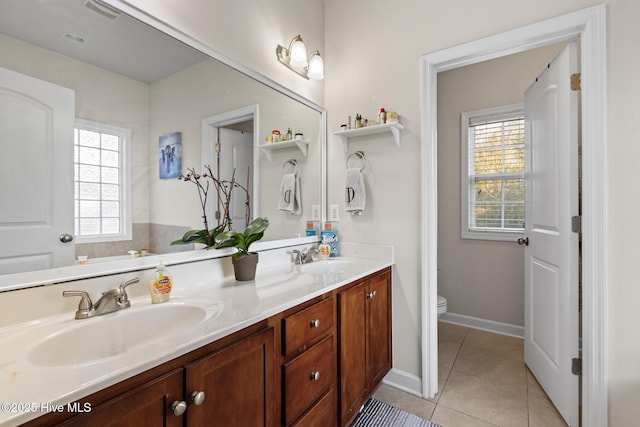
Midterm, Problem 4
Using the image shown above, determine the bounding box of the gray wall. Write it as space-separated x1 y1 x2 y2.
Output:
437 44 564 326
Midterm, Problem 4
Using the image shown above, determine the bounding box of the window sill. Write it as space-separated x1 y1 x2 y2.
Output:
461 229 524 242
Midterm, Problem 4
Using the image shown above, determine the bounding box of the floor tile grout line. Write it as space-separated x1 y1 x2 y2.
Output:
434 401 503 427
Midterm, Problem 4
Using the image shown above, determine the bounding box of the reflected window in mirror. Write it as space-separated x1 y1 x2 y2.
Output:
74 119 132 244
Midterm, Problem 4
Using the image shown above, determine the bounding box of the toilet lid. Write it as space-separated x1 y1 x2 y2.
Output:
437 295 447 306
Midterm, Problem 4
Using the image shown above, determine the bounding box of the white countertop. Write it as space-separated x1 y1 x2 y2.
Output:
0 250 392 426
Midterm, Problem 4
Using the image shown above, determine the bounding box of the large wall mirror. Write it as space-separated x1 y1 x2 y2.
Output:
0 0 325 285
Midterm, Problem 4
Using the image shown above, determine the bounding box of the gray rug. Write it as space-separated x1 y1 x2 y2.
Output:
350 398 442 427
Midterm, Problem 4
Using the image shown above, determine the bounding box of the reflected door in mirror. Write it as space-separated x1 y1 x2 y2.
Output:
0 68 75 274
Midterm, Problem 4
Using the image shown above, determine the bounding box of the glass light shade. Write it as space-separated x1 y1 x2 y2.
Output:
307 52 324 80
289 38 308 68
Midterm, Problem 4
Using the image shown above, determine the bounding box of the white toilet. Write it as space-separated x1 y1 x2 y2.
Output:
437 295 448 317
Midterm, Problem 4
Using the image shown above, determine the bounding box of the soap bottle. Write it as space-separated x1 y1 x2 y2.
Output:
320 223 339 257
306 221 317 236
148 258 172 303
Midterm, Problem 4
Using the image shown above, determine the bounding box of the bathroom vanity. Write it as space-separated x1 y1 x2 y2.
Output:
0 244 393 427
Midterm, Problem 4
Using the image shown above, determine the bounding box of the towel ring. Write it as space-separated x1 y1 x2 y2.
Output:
346 151 366 172
283 159 298 174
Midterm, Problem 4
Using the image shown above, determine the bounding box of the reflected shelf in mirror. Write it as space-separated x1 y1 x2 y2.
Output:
259 138 309 161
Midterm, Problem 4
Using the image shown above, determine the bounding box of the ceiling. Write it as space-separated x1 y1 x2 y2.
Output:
0 0 206 83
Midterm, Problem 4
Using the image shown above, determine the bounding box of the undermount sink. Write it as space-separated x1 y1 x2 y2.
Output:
26 301 222 367
299 259 356 275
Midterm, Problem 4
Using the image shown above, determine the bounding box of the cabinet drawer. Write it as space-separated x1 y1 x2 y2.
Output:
283 297 334 356
284 335 335 426
292 388 337 427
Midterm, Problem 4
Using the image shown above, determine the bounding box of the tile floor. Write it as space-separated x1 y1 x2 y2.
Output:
372 322 568 427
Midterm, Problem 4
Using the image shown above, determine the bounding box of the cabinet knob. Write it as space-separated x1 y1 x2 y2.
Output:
191 391 206 406
172 400 187 416
310 371 321 381
310 319 320 328
367 290 377 299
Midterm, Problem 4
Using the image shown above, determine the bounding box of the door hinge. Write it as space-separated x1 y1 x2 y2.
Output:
571 215 581 233
215 142 221 153
571 73 581 91
571 357 582 376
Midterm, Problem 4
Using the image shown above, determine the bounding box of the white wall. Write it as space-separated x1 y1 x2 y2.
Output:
323 0 640 424
119 0 325 106
437 44 563 327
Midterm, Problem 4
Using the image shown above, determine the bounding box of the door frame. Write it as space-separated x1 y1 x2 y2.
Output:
202 105 260 221
420 5 607 426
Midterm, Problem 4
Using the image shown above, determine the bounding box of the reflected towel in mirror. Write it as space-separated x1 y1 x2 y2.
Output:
345 168 365 215
278 173 301 215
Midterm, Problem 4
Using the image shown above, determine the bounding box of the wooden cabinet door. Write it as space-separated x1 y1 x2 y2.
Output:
60 369 184 427
367 271 392 389
338 282 367 426
185 327 276 427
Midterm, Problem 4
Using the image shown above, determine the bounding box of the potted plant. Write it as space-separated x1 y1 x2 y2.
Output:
214 216 269 281
171 165 269 281
171 165 250 248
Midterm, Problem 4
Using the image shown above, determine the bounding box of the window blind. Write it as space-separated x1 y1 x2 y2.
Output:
468 115 525 231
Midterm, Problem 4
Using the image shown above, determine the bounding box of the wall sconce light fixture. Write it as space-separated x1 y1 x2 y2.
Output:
276 35 324 80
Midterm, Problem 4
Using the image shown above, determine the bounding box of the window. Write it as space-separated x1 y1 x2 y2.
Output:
461 105 525 241
74 119 132 243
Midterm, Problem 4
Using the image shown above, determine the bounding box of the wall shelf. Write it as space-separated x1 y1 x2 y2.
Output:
259 138 308 161
333 122 404 152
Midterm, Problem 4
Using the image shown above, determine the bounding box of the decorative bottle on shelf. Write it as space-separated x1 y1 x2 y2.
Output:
379 108 387 124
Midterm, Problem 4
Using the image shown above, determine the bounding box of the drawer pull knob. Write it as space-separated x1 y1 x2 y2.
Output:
310 371 321 381
191 391 206 406
172 400 187 416
310 319 320 328
367 290 377 299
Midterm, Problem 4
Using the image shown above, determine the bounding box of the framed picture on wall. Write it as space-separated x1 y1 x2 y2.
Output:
159 131 182 179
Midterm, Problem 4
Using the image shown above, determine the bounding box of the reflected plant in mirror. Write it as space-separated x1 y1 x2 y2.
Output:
171 166 250 248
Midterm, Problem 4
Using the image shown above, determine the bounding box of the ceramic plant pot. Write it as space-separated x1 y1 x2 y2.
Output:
232 252 259 281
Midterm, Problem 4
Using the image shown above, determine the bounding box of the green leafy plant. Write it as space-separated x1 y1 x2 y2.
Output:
214 217 270 260
171 165 250 248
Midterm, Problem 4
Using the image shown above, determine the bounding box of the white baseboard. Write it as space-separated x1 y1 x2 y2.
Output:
382 368 423 397
439 312 524 339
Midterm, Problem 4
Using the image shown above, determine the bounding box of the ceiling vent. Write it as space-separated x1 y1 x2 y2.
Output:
83 0 122 19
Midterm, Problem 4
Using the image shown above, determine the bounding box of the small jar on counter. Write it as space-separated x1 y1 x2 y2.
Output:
272 130 281 142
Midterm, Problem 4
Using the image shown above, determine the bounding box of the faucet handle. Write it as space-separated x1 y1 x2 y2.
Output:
118 278 139 306
291 249 303 264
63 290 93 319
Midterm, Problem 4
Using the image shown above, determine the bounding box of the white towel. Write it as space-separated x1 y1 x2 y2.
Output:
278 173 302 215
344 168 366 215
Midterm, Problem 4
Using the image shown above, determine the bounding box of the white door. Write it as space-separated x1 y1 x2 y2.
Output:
524 42 579 425
219 127 253 229
0 68 75 274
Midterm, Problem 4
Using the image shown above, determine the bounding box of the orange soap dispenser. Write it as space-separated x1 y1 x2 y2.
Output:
148 258 172 303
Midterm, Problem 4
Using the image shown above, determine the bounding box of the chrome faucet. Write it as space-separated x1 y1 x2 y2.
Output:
63 278 139 320
292 248 319 265
291 250 304 265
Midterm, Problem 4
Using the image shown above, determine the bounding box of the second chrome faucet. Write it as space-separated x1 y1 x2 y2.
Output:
63 278 140 320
